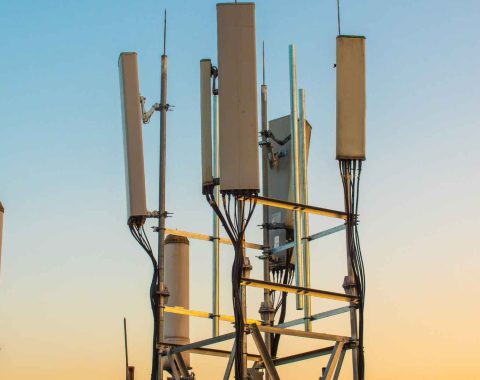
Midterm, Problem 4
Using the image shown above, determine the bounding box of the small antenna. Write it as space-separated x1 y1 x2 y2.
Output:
124 318 129 380
336 0 341 35
163 9 167 56
262 41 266 85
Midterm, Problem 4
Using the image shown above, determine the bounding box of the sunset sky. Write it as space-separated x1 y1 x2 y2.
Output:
1 0 479 379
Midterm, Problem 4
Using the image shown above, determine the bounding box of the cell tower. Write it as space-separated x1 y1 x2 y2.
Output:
119 2 366 379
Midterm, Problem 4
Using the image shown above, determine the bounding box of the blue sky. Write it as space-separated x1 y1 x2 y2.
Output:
1 1 479 379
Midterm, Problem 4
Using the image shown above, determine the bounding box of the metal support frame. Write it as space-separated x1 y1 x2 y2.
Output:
148 36 361 380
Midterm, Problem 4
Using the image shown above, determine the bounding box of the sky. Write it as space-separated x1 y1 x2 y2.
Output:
1 0 480 379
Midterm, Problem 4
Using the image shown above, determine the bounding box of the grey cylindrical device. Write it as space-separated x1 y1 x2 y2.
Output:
164 234 190 368
0 202 3 272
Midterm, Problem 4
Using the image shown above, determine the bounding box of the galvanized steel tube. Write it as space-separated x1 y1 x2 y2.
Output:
212 94 220 337
298 89 312 331
288 45 304 310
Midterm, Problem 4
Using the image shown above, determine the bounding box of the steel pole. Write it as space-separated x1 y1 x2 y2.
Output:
261 83 272 375
212 95 220 337
288 45 304 310
298 89 312 331
157 53 168 380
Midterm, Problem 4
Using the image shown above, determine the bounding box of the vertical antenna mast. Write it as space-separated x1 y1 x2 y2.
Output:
157 8 168 380
336 0 341 35
163 9 167 56
124 318 129 380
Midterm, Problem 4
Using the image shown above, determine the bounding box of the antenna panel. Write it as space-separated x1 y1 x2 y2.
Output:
200 59 213 190
217 3 259 191
267 115 311 258
336 35 366 160
119 52 148 221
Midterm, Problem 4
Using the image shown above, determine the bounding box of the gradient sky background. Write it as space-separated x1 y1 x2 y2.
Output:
1 0 480 379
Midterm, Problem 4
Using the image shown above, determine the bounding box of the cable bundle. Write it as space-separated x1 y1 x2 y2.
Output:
270 238 294 358
205 187 257 380
128 217 159 380
339 159 365 379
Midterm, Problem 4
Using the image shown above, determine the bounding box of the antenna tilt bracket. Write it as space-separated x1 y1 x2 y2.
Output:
140 96 174 124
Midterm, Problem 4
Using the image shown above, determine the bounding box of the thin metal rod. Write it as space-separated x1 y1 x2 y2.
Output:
212 94 220 337
262 41 266 86
336 0 341 35
157 22 168 380
289 44 304 310
240 278 357 302
260 45 272 376
298 88 311 331
124 318 129 380
163 9 167 55
223 344 236 380
250 325 280 380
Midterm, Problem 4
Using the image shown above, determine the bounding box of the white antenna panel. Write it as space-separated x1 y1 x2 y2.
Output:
336 35 366 160
119 52 148 221
217 3 259 192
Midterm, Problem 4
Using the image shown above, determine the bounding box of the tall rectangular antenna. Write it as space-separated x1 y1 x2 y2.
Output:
200 59 213 191
217 3 259 191
119 52 148 222
336 36 366 160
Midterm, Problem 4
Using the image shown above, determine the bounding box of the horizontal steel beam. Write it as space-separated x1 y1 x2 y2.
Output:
277 306 351 329
308 224 347 241
249 196 348 220
269 224 347 254
274 346 334 366
168 332 236 354
256 325 350 343
240 278 357 303
164 305 261 325
164 228 263 250
160 342 261 361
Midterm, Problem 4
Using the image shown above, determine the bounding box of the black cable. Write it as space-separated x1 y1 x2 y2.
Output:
128 221 159 380
339 159 365 380
205 187 257 380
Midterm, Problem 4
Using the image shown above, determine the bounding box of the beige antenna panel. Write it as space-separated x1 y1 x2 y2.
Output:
119 52 148 221
217 3 259 191
336 35 366 160
200 59 213 190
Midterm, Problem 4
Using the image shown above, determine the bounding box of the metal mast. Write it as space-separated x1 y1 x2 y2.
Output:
157 9 168 380
260 41 273 376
